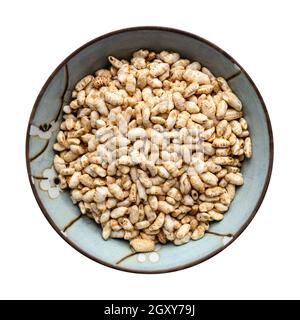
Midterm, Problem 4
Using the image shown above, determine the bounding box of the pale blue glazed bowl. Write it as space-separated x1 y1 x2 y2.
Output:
26 27 273 273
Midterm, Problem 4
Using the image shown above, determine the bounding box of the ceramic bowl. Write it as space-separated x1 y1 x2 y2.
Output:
26 26 273 273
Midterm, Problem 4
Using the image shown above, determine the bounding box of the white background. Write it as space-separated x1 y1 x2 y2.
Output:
1 0 299 300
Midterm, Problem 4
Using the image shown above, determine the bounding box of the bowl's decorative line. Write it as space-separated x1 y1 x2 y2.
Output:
29 64 69 162
225 70 242 82
116 251 137 265
206 230 234 238
31 175 47 180
29 139 50 162
62 214 83 233
206 231 234 246
54 64 69 123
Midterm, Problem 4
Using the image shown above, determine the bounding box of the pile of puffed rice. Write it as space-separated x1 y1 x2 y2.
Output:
53 49 252 252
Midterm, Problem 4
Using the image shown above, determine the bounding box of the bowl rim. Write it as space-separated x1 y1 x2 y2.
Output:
25 26 274 274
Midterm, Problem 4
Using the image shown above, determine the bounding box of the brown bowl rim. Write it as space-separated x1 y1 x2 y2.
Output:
25 26 274 274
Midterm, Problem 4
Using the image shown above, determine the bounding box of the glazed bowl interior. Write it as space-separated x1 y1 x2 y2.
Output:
27 27 273 273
